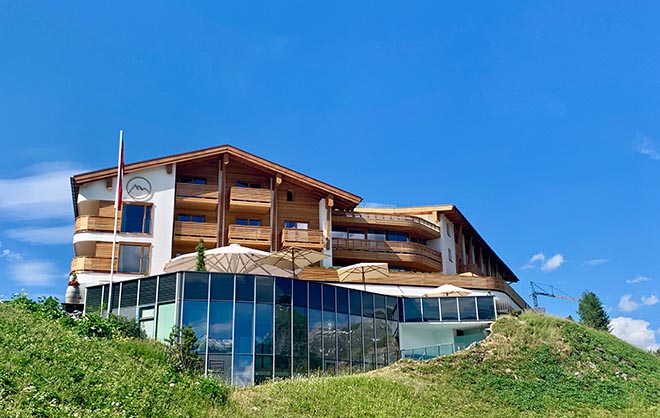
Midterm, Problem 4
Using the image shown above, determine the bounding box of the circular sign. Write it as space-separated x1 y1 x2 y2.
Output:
126 177 152 200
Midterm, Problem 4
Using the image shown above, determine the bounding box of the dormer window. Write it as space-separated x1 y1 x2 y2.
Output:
286 190 294 201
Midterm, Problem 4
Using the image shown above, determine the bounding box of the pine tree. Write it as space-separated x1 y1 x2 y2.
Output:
195 239 206 272
577 291 610 331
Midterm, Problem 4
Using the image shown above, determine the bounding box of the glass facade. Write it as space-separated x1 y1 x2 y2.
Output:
85 273 497 387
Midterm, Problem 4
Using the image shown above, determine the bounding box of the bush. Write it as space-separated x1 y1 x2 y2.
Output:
166 325 202 374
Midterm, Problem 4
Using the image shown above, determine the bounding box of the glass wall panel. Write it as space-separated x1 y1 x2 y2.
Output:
292 306 308 359
255 303 273 354
255 355 273 384
275 278 292 304
387 321 399 364
275 355 291 379
156 303 175 342
293 280 307 307
349 315 363 372
349 290 362 316
476 297 496 320
363 316 376 370
308 309 323 373
255 276 273 303
323 310 336 374
208 354 232 383
336 313 350 363
233 355 254 387
235 275 254 302
208 301 233 354
184 273 209 300
309 283 322 310
403 299 422 322
374 295 386 319
234 302 254 354
459 297 478 321
274 305 291 356
336 288 349 314
375 318 387 366
182 301 208 352
440 298 459 321
386 296 398 321
210 274 234 301
362 293 374 317
322 285 335 312
422 298 440 321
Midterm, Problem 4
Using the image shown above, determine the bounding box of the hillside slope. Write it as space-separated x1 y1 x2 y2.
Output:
227 313 660 417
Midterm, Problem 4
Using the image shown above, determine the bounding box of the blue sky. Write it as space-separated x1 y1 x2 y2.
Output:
0 2 658 350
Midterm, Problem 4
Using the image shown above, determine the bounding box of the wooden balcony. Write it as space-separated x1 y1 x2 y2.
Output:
459 264 483 275
175 182 218 210
227 224 271 250
332 238 443 272
281 228 324 250
333 212 441 239
173 221 218 246
71 256 116 273
74 215 118 233
228 187 271 214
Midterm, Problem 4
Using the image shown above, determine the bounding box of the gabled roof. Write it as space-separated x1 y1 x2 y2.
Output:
354 205 519 282
71 144 362 210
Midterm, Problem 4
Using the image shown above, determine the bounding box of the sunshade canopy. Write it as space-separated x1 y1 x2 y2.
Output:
257 247 329 278
423 284 472 297
337 262 389 283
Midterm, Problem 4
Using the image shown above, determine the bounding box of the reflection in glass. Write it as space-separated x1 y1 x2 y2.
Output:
363 316 375 370
440 298 459 321
323 310 336 374
234 302 254 354
255 355 273 384
422 298 440 321
208 302 233 353
375 318 387 366
336 287 348 314
255 276 273 303
309 282 322 310
349 290 361 316
184 273 209 300
275 355 291 378
235 275 254 302
308 309 323 373
210 274 234 301
403 299 422 322
292 306 308 359
387 321 399 363
350 315 363 372
386 296 398 321
233 355 254 387
336 313 350 362
374 294 386 319
275 305 291 356
459 297 477 320
208 354 232 383
322 285 335 312
275 278 292 304
156 303 175 342
476 297 496 320
293 280 307 307
182 300 208 352
255 303 273 354
362 293 374 317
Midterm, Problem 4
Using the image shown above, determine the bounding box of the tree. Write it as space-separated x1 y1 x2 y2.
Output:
195 239 206 272
166 325 202 374
577 291 610 331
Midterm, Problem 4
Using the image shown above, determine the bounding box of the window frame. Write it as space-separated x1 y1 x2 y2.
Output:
120 203 153 235
284 221 309 230
118 243 151 274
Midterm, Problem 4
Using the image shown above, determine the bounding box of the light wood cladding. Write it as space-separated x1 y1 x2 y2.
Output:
75 216 119 233
332 238 443 272
281 228 324 250
228 187 272 213
276 181 320 229
173 221 218 245
177 161 219 185
71 256 116 273
333 211 441 239
227 225 271 250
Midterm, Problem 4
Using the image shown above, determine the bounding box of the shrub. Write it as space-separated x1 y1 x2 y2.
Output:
166 325 202 374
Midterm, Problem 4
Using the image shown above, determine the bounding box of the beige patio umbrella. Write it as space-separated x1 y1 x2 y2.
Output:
256 246 329 278
163 243 292 276
423 284 471 297
338 262 389 291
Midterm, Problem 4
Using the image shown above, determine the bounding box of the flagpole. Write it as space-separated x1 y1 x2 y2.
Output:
107 130 123 316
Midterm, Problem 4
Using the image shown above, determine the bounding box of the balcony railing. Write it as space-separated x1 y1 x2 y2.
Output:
281 228 324 250
228 187 271 214
175 183 218 209
458 264 483 275
74 216 118 233
332 238 443 272
228 224 271 249
71 256 116 273
174 221 218 244
333 212 441 239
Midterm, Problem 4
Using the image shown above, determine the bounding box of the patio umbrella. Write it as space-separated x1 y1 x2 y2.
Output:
338 262 389 291
256 246 329 278
423 284 471 297
163 243 292 276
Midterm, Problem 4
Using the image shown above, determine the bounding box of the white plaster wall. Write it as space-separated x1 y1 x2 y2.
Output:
318 198 332 267
439 215 457 275
76 165 176 281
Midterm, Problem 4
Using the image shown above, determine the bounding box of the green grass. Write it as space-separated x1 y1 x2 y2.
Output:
1 303 659 417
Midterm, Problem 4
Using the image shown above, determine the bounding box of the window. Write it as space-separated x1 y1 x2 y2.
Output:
331 228 348 239
286 190 294 201
121 204 152 234
446 223 452 237
236 181 261 188
118 244 150 274
179 176 207 184
448 248 453 263
178 214 206 222
348 229 366 239
284 221 308 229
386 231 409 242
367 230 386 241
236 218 262 226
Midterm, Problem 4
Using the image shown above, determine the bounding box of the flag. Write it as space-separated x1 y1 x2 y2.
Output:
115 131 124 210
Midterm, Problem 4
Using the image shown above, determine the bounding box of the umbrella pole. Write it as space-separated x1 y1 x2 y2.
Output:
362 270 366 292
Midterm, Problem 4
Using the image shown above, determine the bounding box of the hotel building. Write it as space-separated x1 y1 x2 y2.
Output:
70 145 528 385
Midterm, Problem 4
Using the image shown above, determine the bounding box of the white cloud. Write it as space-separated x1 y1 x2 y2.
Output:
583 258 608 267
7 260 64 287
641 294 659 306
0 243 22 261
541 254 565 272
5 225 73 245
635 134 660 161
521 252 545 269
627 275 651 284
0 162 82 220
618 294 639 313
610 317 660 351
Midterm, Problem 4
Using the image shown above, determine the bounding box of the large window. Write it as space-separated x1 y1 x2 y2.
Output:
236 219 262 226
118 244 150 274
121 204 152 234
178 214 206 222
284 221 308 229
236 181 261 188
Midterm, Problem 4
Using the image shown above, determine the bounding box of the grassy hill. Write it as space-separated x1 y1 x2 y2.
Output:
1 301 659 417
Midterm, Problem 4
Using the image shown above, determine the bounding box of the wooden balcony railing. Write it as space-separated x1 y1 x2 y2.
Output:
71 256 116 273
281 228 324 250
333 211 441 239
228 224 271 249
229 187 271 214
458 264 483 275
175 183 218 209
74 216 118 233
174 221 218 244
332 238 443 272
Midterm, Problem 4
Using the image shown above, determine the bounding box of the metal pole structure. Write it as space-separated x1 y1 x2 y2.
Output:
107 130 123 316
